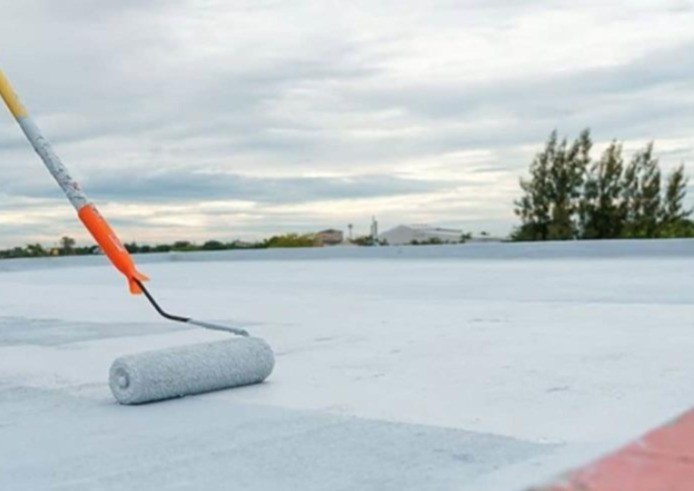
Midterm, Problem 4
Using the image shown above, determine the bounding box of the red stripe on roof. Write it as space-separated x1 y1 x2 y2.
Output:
533 408 694 491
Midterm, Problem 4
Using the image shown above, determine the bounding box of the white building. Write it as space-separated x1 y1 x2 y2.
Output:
379 224 463 245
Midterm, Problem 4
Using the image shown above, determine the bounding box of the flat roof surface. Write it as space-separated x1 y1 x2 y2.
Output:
1 240 694 490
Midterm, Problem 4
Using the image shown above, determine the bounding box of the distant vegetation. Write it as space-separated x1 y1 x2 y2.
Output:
123 234 320 253
351 235 387 246
0 233 326 260
0 236 99 259
409 232 472 246
261 233 317 248
513 129 693 241
409 237 445 246
0 232 365 260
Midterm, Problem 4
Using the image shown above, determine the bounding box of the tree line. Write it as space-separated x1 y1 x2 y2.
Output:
0 234 324 259
3 231 415 259
0 236 93 259
513 129 693 241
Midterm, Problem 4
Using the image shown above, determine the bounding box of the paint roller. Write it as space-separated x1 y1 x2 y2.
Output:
0 69 274 404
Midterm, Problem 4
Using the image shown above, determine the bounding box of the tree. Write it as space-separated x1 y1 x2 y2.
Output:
547 130 591 239
153 244 172 253
622 143 661 238
263 233 316 248
581 141 625 239
660 164 693 237
639 143 662 238
513 131 556 240
25 243 47 257
514 129 591 240
202 240 226 251
125 242 140 254
514 133 691 241
351 235 374 246
410 237 443 245
59 236 76 255
351 235 387 246
172 240 195 251
620 153 638 237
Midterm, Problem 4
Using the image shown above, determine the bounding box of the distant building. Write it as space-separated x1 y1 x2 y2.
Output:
379 224 463 245
315 229 344 246
370 216 379 246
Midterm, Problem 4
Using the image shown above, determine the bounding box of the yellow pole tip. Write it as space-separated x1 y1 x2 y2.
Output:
0 70 29 119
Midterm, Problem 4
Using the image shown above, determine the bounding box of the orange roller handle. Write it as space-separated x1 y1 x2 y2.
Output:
78 204 149 294
1 68 148 295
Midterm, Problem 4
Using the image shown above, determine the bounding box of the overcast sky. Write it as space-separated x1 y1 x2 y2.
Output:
1 0 693 246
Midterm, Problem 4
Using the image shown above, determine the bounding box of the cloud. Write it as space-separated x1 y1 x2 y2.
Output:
1 0 693 246
7 171 455 204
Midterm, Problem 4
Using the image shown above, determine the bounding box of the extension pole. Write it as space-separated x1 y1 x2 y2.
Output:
0 69 149 294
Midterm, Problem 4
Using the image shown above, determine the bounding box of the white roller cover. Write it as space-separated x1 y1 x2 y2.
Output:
109 337 275 405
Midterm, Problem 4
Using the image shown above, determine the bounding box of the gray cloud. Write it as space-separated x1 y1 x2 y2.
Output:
7 171 453 204
346 41 694 141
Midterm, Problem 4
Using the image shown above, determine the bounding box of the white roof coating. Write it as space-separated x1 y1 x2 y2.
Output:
1 240 694 490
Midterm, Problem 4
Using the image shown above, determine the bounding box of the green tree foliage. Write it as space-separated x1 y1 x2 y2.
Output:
350 235 388 246
25 243 47 257
1 233 319 261
59 236 76 255
514 132 555 240
581 141 625 239
548 129 591 239
0 236 96 259
201 240 226 251
351 235 374 246
410 237 443 245
172 240 196 252
262 233 317 248
622 143 661 238
514 129 591 240
514 131 693 240
124 242 139 254
660 164 693 237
